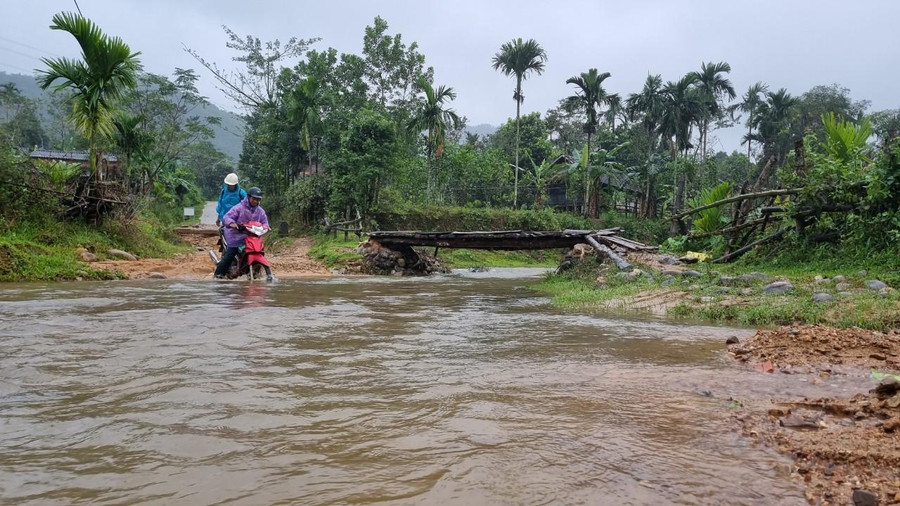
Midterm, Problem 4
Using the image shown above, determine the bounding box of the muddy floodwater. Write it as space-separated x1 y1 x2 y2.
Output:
0 269 872 504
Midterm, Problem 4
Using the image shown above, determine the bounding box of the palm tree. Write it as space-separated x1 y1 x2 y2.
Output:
658 74 704 231
37 12 141 180
750 88 798 167
565 68 612 215
691 61 736 162
287 76 324 176
112 112 146 188
739 82 768 179
407 77 461 202
627 74 665 216
492 38 547 208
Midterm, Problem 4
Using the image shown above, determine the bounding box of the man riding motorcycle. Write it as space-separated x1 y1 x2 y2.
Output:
214 187 273 281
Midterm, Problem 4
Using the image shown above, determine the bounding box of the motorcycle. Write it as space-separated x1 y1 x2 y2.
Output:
208 221 273 281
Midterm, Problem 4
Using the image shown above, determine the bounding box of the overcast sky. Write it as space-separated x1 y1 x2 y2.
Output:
2 0 899 152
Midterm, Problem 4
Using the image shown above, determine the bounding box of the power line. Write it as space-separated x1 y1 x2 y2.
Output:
73 0 83 16
0 61 36 74
0 45 44 62
0 36 63 58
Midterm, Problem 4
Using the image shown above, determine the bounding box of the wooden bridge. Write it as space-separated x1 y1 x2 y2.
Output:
366 228 656 271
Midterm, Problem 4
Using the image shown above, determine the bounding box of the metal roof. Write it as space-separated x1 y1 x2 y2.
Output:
29 149 119 162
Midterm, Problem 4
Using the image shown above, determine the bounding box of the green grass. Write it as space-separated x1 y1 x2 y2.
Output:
308 234 364 269
531 254 900 330
0 216 191 282
438 248 558 269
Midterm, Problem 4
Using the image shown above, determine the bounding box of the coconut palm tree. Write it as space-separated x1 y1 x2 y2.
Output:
37 12 141 180
691 61 736 162
565 68 613 215
739 82 768 179
492 38 547 208
407 77 461 202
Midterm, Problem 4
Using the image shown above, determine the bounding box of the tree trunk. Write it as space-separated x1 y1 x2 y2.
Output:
671 172 687 234
514 77 521 209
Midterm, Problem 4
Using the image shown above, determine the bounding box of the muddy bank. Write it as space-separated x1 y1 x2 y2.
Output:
727 325 900 505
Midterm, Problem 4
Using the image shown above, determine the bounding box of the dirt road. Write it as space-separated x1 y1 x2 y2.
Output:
92 229 332 280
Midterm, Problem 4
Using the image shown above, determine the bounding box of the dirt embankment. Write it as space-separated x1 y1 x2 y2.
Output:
91 229 331 280
728 326 900 505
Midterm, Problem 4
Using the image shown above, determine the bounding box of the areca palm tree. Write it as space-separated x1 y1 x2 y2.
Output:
627 74 666 217
492 38 547 208
658 74 703 230
739 82 768 179
749 88 798 166
37 12 141 180
287 76 325 175
691 61 736 162
565 68 612 215
407 77 461 202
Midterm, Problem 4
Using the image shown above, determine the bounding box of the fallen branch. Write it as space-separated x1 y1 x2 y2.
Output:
671 188 801 221
712 227 789 263
585 234 631 270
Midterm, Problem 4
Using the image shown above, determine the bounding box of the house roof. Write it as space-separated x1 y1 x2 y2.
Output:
30 149 119 162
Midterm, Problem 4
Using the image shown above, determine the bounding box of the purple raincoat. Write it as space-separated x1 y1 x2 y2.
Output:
222 197 269 247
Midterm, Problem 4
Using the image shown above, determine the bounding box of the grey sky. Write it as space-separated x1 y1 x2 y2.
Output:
2 0 899 152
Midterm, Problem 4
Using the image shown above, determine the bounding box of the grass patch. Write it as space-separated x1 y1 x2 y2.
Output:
308 234 363 269
438 248 558 269
0 216 191 282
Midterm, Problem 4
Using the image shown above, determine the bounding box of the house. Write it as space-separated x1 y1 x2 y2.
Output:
545 154 642 213
29 149 121 179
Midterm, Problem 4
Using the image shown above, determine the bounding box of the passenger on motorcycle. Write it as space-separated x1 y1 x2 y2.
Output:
214 187 272 281
215 173 247 226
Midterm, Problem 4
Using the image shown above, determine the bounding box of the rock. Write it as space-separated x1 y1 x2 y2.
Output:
661 278 675 286
856 270 868 277
874 378 900 398
147 272 167 279
688 284 700 291
678 255 699 264
814 275 829 284
878 288 892 298
700 296 714 303
883 417 900 433
851 489 878 506
838 291 854 297
658 255 679 265
717 275 736 286
836 282 852 291
741 288 754 296
886 394 900 409
715 287 730 294
812 293 834 303
870 353 887 361
833 275 846 282
682 270 702 278
762 281 794 294
661 269 682 276
779 413 821 429
737 272 771 284
865 280 888 291
618 269 644 281
78 248 98 262
726 336 740 345
108 249 137 261
75 277 83 281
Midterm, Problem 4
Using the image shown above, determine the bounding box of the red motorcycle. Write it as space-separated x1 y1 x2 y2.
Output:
209 221 273 281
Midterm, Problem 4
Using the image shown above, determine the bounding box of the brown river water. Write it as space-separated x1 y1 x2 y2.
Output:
0 269 873 504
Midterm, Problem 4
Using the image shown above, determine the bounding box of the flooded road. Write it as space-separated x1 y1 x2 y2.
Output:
0 269 857 504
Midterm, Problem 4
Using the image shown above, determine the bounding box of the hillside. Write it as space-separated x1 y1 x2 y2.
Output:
0 71 245 161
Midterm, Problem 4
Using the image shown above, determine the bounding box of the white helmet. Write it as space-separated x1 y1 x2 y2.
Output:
224 173 239 185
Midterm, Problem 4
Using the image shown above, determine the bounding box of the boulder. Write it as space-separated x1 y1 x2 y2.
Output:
108 249 137 261
661 269 682 277
762 281 794 294
678 255 699 264
851 489 878 506
812 293 834 303
814 275 831 284
658 255 679 265
865 279 888 291
682 270 702 278
717 275 736 286
832 275 846 283
741 288 754 296
725 336 740 345
660 277 675 286
78 248 98 262
835 282 852 291
147 272 167 279
856 270 868 277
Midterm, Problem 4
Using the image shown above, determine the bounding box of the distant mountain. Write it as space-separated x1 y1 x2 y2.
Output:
465 123 497 139
0 71 245 161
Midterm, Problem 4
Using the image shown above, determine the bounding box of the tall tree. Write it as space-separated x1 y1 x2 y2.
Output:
739 82 768 179
492 38 547 208
627 74 666 217
659 74 703 230
37 11 141 179
565 68 613 215
749 88 798 168
691 61 736 162
407 77 461 202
